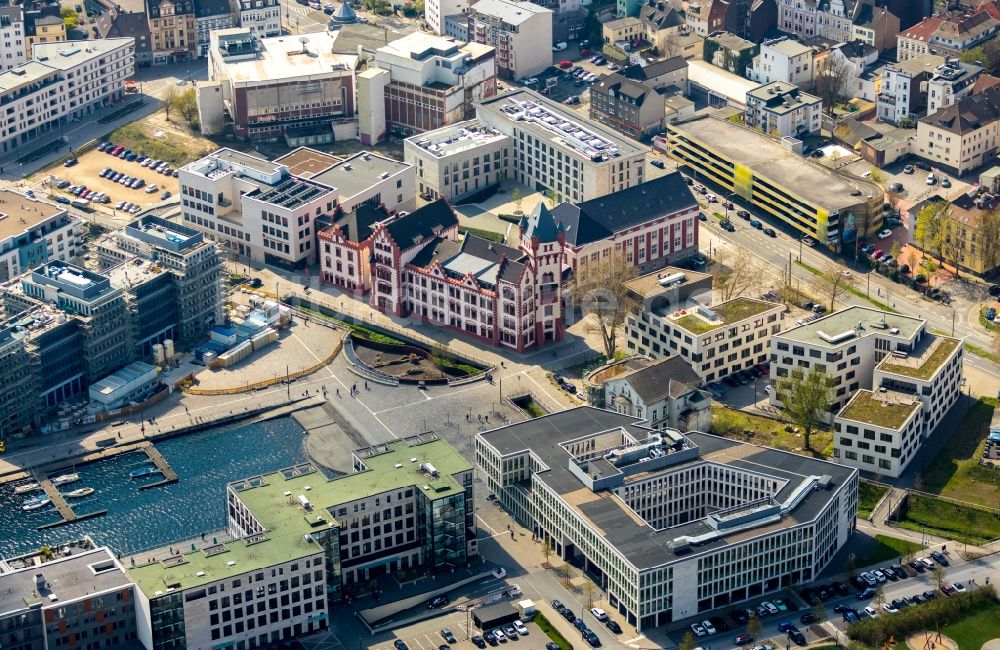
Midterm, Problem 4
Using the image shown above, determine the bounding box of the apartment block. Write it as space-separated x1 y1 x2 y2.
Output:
194 0 236 57
469 0 552 80
745 81 822 138
915 83 1000 175
425 0 471 36
927 58 984 116
769 306 934 420
876 54 944 125
0 190 83 282
204 29 356 143
147 0 196 63
0 544 138 650
476 407 857 631
906 192 1000 276
0 7 25 72
179 148 338 269
232 0 280 37
0 38 134 157
897 7 1000 63
476 89 647 203
366 32 496 139
664 116 883 250
626 296 784 383
404 120 513 201
589 72 666 139
747 37 815 87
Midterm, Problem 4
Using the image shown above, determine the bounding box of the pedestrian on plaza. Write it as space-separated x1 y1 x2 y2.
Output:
365 381 368 390
336 388 341 397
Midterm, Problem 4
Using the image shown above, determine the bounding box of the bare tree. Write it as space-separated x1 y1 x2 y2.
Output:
814 54 853 111
812 261 856 311
161 84 179 122
576 263 640 358
712 247 765 302
661 31 682 59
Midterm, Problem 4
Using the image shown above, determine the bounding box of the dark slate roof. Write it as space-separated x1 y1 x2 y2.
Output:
383 199 459 250
920 84 1000 135
194 0 232 17
98 11 152 43
329 204 388 243
638 1 683 30
617 355 702 402
455 235 528 284
146 0 193 19
836 39 877 59
523 202 561 242
550 173 697 246
620 56 686 82
408 234 527 286
592 73 654 105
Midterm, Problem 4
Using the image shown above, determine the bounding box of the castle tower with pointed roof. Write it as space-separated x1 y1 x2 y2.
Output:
519 201 565 344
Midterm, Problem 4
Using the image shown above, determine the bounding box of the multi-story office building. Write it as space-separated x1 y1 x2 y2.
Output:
147 0 196 63
203 29 357 143
404 120 513 202
194 0 235 57
476 407 858 631
228 434 475 594
834 389 924 478
625 296 784 383
664 116 883 251
366 32 496 139
926 58 983 116
179 148 338 269
468 0 552 80
95 215 223 345
477 89 647 203
0 7 26 72
0 544 139 650
747 37 815 87
232 0 280 37
548 173 701 277
876 54 944 125
915 84 1000 175
745 81 822 138
296 150 416 214
589 73 666 139
0 38 134 157
0 190 83 281
768 306 943 420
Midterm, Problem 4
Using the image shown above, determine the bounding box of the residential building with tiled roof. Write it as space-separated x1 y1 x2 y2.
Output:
915 83 1000 174
193 0 234 57
589 72 666 138
897 6 1000 62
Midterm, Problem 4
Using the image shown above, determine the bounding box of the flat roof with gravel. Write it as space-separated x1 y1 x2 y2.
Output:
838 389 921 430
778 306 925 347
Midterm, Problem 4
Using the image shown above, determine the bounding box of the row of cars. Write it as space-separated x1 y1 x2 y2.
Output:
99 167 171 200
550 601 620 647
98 140 181 178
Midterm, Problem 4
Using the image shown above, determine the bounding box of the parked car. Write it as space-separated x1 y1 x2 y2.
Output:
941 177 952 188
651 159 665 169
690 623 707 637
702 620 717 635
472 637 487 648
763 228 776 237
750 219 762 229
605 619 621 634
161 191 172 200
737 209 751 219
930 551 950 566
903 164 914 174
878 228 893 239
862 606 879 618
926 173 936 185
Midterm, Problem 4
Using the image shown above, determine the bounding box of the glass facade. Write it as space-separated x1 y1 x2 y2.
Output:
150 591 186 650
420 493 467 572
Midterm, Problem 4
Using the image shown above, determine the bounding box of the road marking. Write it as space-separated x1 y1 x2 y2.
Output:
476 515 498 535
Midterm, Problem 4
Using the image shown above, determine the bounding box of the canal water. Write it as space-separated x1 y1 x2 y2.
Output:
0 417 310 558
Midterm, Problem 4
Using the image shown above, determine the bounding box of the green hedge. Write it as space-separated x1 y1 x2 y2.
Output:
534 612 572 650
848 585 997 646
459 226 505 243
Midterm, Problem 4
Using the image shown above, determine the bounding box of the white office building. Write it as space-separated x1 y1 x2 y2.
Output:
626 297 785 383
404 120 512 201
476 89 647 203
476 407 858 632
179 148 338 269
305 150 416 214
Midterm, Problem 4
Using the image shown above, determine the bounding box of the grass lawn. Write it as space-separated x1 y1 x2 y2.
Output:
941 602 1000 649
858 481 888 519
897 493 1000 545
919 398 1000 508
711 405 833 457
860 534 922 566
534 613 572 650
108 123 210 166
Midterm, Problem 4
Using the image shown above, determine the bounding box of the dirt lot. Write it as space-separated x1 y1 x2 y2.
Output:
43 148 181 210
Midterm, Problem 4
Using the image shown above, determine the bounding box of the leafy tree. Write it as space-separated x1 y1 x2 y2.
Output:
812 601 826 624
890 241 902 261
712 247 765 301
161 84 179 122
815 53 853 111
511 187 523 214
546 189 557 208
678 632 698 650
774 369 833 450
979 207 1000 272
961 45 990 69
175 88 199 126
540 538 551 566
915 201 949 264
746 613 763 640
812 261 856 311
933 564 947 590
868 168 885 186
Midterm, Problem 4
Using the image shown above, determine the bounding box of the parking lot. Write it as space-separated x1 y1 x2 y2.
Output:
51 145 181 212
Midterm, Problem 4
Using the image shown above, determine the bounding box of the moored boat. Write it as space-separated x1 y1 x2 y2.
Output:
13 482 40 494
21 495 51 511
65 487 95 498
50 473 80 487
129 466 161 479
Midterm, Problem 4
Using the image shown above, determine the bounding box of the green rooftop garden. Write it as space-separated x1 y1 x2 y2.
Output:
672 298 775 334
880 337 960 380
839 390 919 430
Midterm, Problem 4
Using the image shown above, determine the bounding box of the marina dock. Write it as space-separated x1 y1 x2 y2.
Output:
138 444 178 490
35 479 107 531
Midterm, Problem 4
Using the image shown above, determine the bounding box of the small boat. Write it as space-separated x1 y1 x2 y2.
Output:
64 487 94 499
50 473 80 487
21 495 51 511
129 466 161 479
13 482 40 494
